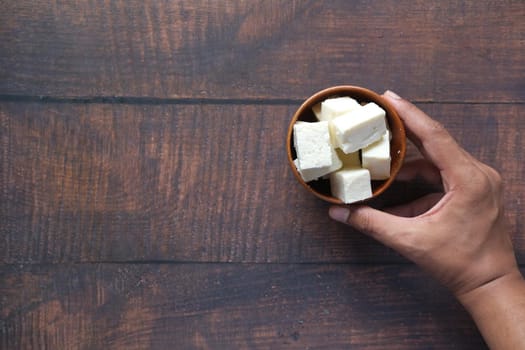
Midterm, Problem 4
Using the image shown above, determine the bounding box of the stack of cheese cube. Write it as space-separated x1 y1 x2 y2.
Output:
293 96 391 204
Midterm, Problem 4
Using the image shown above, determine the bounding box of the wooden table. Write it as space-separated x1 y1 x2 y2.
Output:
1 1 523 349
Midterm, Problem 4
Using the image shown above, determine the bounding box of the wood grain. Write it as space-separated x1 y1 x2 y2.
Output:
1 102 524 264
1 0 523 102
0 263 490 349
1 2 523 348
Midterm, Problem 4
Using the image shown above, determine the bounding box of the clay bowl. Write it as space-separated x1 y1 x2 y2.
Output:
286 85 406 204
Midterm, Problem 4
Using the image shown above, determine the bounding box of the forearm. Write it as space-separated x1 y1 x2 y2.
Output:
458 269 525 349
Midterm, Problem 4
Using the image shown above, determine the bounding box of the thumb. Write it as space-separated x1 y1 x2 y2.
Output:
329 205 408 249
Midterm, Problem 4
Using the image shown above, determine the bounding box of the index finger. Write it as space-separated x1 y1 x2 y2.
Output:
383 91 474 189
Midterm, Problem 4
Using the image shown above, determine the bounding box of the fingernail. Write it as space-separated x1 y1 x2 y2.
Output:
385 90 401 100
329 206 350 223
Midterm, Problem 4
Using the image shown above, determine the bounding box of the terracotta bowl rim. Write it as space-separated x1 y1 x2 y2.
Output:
286 85 407 204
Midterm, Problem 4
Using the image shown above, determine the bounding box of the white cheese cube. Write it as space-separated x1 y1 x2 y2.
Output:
331 102 387 154
293 121 342 182
314 97 361 121
361 131 391 180
321 150 345 179
312 103 322 120
336 149 361 168
293 159 305 180
330 167 373 204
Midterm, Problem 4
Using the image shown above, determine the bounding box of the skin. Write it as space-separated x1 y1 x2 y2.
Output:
329 90 525 349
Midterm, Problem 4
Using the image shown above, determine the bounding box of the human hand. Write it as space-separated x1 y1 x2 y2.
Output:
329 90 518 298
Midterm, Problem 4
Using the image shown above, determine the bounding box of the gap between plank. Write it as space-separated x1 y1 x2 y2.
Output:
0 94 523 106
2 261 525 267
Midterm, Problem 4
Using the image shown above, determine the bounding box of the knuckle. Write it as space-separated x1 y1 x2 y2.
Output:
486 165 503 190
427 120 447 137
356 209 373 234
429 120 445 132
474 170 492 188
471 164 503 193
424 120 455 146
465 172 491 198
352 208 386 240
461 164 504 211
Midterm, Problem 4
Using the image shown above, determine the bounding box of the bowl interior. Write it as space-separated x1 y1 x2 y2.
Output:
286 86 406 204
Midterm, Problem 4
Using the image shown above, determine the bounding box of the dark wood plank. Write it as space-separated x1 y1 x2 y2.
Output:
1 102 524 264
0 263 490 349
1 1 523 102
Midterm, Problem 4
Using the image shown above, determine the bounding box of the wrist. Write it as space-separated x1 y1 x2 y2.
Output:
456 268 525 349
457 268 525 310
